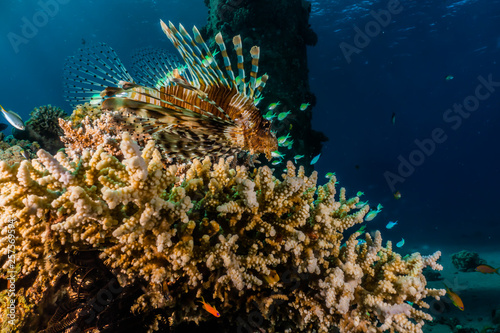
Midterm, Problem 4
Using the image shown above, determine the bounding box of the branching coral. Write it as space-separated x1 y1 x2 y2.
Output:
12 104 67 153
28 105 67 136
0 130 444 332
58 114 122 159
58 105 173 164
68 102 103 124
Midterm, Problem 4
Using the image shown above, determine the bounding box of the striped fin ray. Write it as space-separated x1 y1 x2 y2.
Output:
255 74 269 98
177 23 220 87
248 46 260 98
103 98 241 160
103 96 228 125
63 43 134 107
124 85 233 122
162 21 212 88
192 26 230 88
215 33 236 87
186 26 227 89
101 76 234 123
169 22 209 85
161 21 207 87
233 35 246 95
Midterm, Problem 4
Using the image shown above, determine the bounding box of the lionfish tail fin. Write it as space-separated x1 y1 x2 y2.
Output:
63 42 134 107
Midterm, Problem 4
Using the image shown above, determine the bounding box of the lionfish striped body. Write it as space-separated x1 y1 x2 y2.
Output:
63 21 277 161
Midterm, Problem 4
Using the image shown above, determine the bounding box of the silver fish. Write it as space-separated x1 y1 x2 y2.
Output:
21 149 30 160
0 105 25 130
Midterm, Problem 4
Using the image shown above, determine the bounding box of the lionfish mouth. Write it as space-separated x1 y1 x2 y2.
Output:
63 20 278 163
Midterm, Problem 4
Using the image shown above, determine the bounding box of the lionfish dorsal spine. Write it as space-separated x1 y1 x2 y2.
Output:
233 35 246 96
174 23 211 85
249 46 260 98
214 32 237 88
255 74 269 99
165 21 216 89
178 24 215 85
147 25 235 122
192 26 230 88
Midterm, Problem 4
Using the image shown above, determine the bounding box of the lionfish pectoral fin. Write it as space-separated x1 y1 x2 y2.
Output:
113 114 162 136
153 130 239 161
130 47 184 88
63 42 134 107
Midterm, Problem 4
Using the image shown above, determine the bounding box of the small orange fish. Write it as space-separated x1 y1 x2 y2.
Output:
394 191 401 200
263 270 280 285
198 296 220 317
306 231 318 241
475 264 500 275
443 283 464 311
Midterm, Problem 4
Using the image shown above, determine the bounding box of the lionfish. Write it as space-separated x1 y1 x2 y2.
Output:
63 20 277 161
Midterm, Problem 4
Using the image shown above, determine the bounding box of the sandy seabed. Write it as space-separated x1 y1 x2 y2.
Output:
413 244 500 333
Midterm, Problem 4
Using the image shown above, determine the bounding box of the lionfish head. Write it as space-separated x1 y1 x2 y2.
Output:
249 119 278 160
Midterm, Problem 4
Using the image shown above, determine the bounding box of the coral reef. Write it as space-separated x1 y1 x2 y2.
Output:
202 0 327 169
0 125 444 332
451 250 486 272
67 102 103 124
58 103 122 159
0 135 39 164
13 104 67 154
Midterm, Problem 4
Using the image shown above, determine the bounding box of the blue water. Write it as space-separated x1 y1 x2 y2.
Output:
1 0 499 264
308 0 500 250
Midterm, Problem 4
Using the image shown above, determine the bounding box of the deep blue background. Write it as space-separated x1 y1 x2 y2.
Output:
1 0 499 252
308 0 500 251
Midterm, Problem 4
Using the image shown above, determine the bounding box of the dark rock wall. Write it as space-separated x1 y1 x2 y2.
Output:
201 0 327 170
